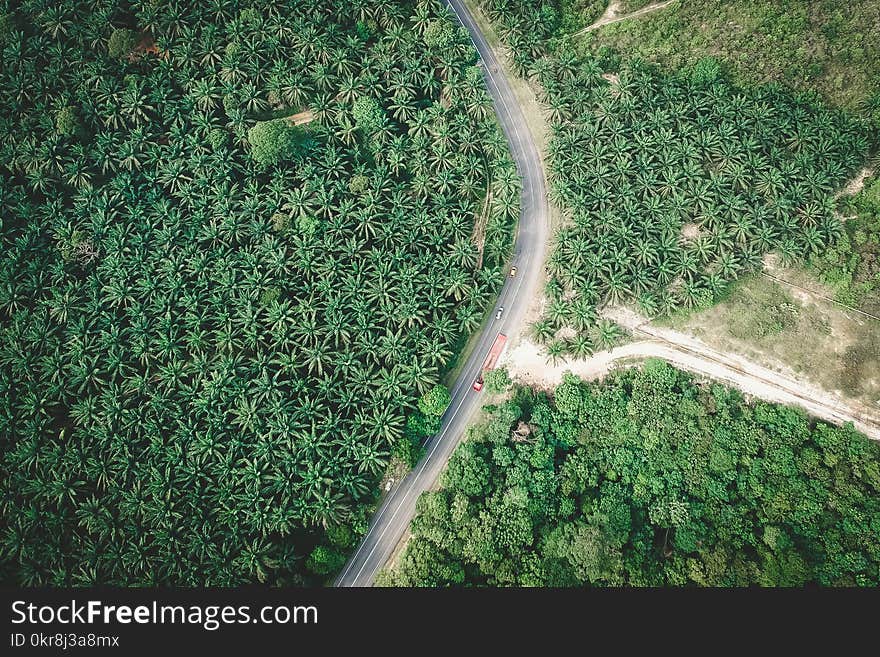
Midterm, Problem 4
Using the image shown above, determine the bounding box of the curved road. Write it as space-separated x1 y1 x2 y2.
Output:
334 0 549 587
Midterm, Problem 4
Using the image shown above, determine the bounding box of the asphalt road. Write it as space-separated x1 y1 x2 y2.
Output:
334 0 549 587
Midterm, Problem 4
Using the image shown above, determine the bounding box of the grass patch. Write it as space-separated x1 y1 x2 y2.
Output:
726 285 801 341
661 271 880 404
573 0 880 113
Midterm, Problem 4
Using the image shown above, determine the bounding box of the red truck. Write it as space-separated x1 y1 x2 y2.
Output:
473 333 507 391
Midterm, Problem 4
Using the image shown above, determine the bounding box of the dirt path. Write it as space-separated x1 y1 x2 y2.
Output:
838 165 875 198
504 307 880 440
572 0 678 37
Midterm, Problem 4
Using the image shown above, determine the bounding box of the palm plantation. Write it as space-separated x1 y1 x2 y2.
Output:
0 0 518 585
532 49 871 353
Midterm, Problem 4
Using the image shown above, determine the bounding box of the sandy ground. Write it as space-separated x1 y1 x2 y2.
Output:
504 307 880 440
840 166 875 197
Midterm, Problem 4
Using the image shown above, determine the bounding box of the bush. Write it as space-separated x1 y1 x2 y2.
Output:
208 128 227 150
406 411 442 439
352 96 384 134
107 28 138 58
483 367 512 394
305 545 346 576
55 106 80 136
424 20 455 50
690 56 722 85
392 434 425 468
246 119 306 167
418 385 451 417
348 174 369 195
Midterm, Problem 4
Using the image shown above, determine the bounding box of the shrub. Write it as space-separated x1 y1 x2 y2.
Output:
690 56 722 85
55 106 80 136
305 545 346 576
246 119 306 166
352 96 384 134
208 128 227 150
484 367 512 394
107 28 138 58
418 385 451 417
424 20 454 50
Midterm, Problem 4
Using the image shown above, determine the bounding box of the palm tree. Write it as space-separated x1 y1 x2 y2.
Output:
592 320 623 351
546 340 567 366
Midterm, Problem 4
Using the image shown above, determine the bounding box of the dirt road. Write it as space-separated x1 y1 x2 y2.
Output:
504 306 880 441
572 0 678 37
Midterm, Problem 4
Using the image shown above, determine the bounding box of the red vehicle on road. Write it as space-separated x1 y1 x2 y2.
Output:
473 333 507 391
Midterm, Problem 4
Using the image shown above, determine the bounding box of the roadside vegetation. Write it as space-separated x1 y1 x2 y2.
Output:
475 0 604 75
383 364 880 586
0 0 518 585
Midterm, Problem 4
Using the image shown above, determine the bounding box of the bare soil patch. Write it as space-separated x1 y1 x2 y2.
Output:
286 109 316 126
841 166 876 197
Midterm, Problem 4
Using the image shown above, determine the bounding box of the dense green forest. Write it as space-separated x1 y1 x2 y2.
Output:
0 0 518 585
384 364 880 586
532 52 871 355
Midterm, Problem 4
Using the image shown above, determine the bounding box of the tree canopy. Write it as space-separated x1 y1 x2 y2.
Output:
387 364 880 586
246 119 308 167
530 49 871 354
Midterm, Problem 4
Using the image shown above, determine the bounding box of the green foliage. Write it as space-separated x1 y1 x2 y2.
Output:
558 0 607 33
246 119 307 166
689 56 722 85
811 175 880 315
723 281 800 341
0 13 13 41
107 28 138 58
477 0 562 76
419 385 452 417
55 105 80 136
295 213 320 237
578 0 880 113
208 127 227 150
0 0 518 586
238 8 262 26
406 411 442 440
393 365 880 586
866 91 880 134
352 96 384 134
306 545 346 577
392 434 425 469
483 366 512 394
617 0 654 11
533 52 869 332
348 174 369 195
355 20 374 41
392 409 435 469
424 20 455 50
